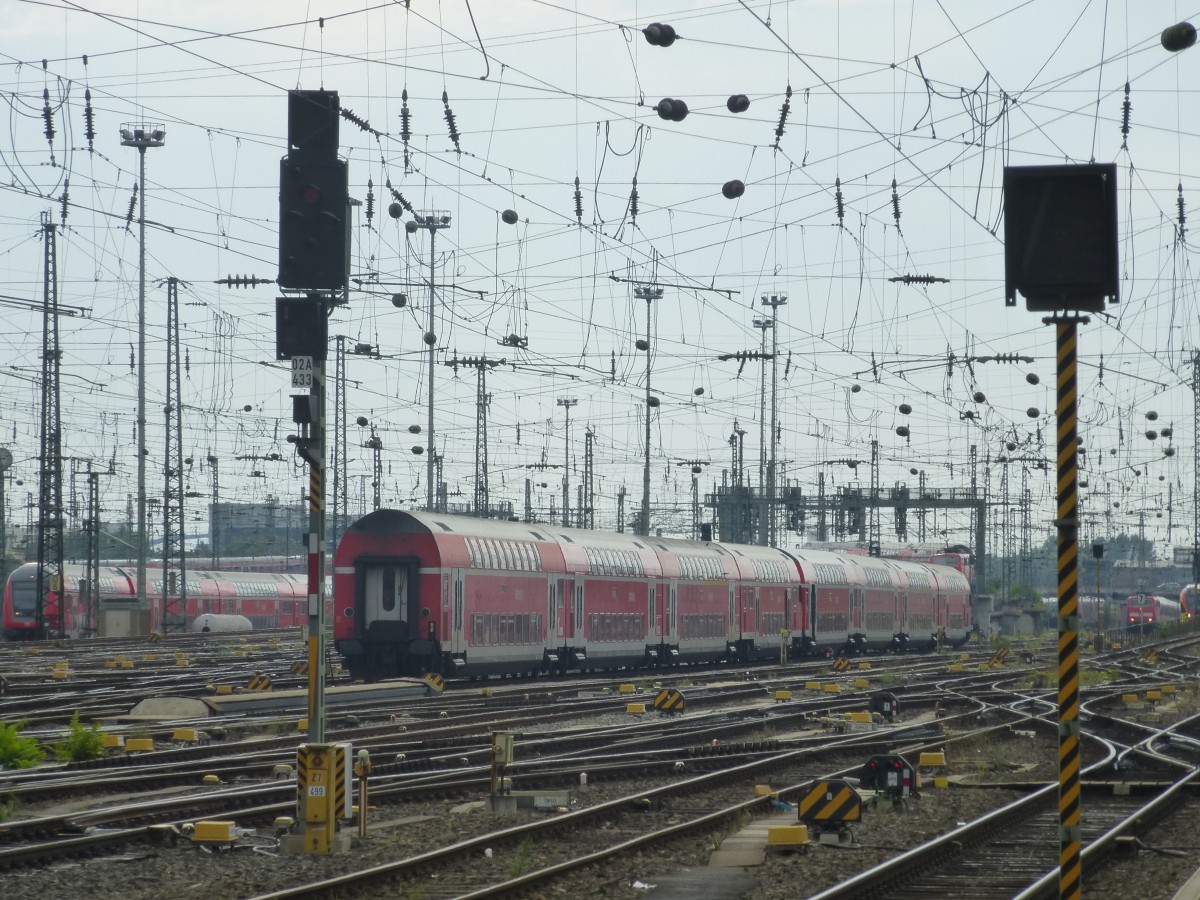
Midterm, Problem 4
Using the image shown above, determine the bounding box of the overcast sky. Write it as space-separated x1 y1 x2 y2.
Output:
2 1 1198 557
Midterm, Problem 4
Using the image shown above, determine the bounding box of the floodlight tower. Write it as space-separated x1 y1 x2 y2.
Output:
120 122 165 620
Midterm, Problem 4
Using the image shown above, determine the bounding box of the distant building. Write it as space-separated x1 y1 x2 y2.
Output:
210 498 306 550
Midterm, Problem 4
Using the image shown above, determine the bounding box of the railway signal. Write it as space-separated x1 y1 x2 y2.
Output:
1004 162 1120 900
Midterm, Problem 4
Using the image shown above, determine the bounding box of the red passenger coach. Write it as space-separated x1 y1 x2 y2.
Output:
333 509 974 681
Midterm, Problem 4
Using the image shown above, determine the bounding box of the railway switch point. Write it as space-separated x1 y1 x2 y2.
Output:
823 683 840 693
202 774 222 784
918 751 946 768
618 683 636 693
126 737 155 752
754 785 776 798
857 662 871 670
853 678 870 688
627 702 647 714
101 733 124 749
172 728 200 743
805 681 821 691
774 690 792 702
932 776 949 789
1146 690 1162 704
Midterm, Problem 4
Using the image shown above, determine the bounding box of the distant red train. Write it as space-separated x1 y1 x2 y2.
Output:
333 510 973 681
1123 593 1182 630
2 561 328 640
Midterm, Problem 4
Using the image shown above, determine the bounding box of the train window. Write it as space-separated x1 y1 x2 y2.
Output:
472 614 484 646
381 569 396 612
500 542 514 569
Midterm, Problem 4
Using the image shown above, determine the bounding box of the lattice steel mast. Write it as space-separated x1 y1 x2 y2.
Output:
161 277 187 633
35 214 64 637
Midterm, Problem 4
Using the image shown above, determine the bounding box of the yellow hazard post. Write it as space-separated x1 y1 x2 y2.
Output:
294 742 351 855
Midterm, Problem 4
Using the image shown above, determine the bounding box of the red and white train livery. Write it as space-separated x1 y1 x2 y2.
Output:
332 510 973 681
2 561 326 639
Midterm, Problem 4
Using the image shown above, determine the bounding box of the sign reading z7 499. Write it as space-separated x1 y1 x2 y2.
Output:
291 355 314 389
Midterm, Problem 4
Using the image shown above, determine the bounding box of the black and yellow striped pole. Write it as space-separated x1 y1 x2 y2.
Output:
306 358 327 746
1005 159 1119 900
1051 314 1085 900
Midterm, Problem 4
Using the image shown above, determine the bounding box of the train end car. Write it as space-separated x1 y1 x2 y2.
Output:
3 562 48 639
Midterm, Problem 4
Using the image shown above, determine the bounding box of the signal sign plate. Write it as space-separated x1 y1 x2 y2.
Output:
797 779 862 825
654 688 686 713
291 355 314 389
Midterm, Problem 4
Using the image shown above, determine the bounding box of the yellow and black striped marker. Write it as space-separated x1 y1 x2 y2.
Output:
990 647 1011 667
247 673 273 691
291 660 310 676
423 673 445 694
653 687 686 713
1052 315 1085 900
797 779 861 827
830 657 850 671
333 752 347 819
147 632 162 643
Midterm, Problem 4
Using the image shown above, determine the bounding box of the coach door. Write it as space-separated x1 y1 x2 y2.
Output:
667 581 678 643
448 569 465 655
362 562 413 639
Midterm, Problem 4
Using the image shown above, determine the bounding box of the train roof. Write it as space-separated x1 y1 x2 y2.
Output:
343 509 965 587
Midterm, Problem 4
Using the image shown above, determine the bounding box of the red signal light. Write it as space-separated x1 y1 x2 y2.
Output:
301 183 321 204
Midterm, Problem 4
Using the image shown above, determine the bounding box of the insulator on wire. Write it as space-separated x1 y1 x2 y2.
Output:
1162 22 1197 52
773 85 792 149
365 179 375 223
386 181 415 216
629 177 639 224
42 87 55 143
891 179 901 227
643 22 676 47
574 175 583 223
60 179 69 225
125 182 139 230
656 98 688 122
340 107 381 138
1178 182 1187 240
442 90 461 153
1120 82 1131 148
834 177 845 225
400 88 412 171
83 88 96 151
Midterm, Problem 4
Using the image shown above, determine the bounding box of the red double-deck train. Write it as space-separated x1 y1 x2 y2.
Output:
332 509 973 681
2 561 327 639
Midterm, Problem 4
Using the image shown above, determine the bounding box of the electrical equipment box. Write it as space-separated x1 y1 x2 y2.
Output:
298 742 352 854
